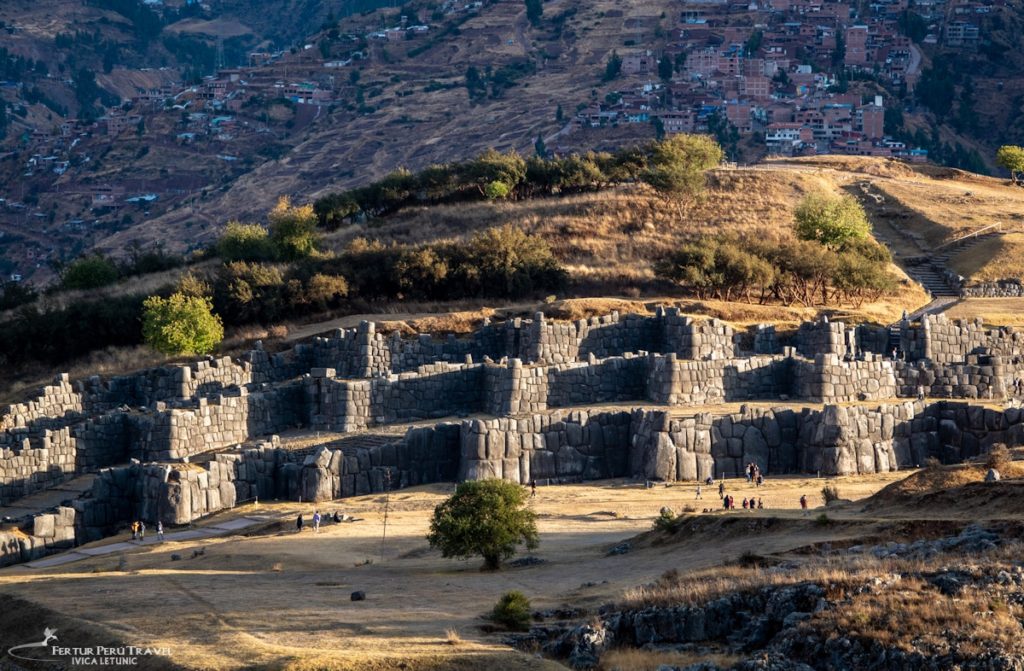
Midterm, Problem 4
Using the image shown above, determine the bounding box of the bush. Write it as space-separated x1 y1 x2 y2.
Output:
484 180 511 200
794 193 871 250
268 197 320 260
216 222 278 262
642 133 724 197
814 513 831 526
142 292 224 356
457 224 566 298
427 479 539 570
986 444 1011 472
652 508 676 531
491 591 532 631
61 255 120 290
821 484 841 504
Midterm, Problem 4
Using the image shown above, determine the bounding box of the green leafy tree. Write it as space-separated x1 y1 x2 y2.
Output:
461 224 566 297
484 180 511 200
427 479 539 569
658 55 673 81
216 222 278 261
61 255 120 290
534 134 547 158
525 0 543 26
794 193 871 249
268 197 320 260
603 50 622 82
642 134 724 197
142 293 224 356
996 145 1024 184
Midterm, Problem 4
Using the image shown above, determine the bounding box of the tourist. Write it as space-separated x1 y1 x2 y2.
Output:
800 494 808 516
756 473 764 487
718 481 725 498
723 495 730 511
130 521 138 541
729 495 736 510
296 513 303 532
705 476 713 486
313 510 321 533
333 511 341 523
695 484 702 499
156 521 164 542
757 497 764 510
742 497 749 509
139 520 145 541
531 480 537 498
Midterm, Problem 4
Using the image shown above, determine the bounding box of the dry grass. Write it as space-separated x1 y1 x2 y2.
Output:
944 298 1024 326
444 629 463 646
323 171 843 290
599 649 742 671
821 575 1024 657
874 461 1024 500
949 232 1024 281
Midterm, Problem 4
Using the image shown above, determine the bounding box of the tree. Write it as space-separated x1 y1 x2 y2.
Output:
142 293 224 356
216 221 278 261
642 134 724 197
427 479 538 569
61 255 120 290
525 0 542 26
657 55 673 81
555 103 564 123
460 224 565 297
492 591 532 630
996 145 1024 184
268 197 320 260
465 65 486 100
603 50 622 82
794 193 870 250
534 133 547 158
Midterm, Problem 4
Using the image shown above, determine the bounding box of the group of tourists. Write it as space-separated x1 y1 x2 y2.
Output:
129 520 164 542
719 494 764 510
296 509 346 532
745 462 764 487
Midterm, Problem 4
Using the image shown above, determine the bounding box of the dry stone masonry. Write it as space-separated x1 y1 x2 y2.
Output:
5 309 1024 567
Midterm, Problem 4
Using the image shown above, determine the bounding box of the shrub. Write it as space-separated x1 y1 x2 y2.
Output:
61 255 120 290
642 133 724 197
652 508 676 531
794 192 871 250
986 444 1011 472
491 591 532 631
814 513 831 526
212 262 287 324
268 196 320 260
821 484 841 504
458 224 567 298
142 292 224 356
427 479 539 570
484 179 511 200
216 222 277 262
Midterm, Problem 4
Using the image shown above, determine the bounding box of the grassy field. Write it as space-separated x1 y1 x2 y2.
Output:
0 471 912 670
4 460 1023 670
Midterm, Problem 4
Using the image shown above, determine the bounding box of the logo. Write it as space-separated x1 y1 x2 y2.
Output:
8 627 59 661
8 627 172 666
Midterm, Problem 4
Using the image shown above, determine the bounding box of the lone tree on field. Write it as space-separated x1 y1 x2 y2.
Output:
642 134 724 198
996 145 1024 185
794 192 871 250
143 292 224 356
427 479 538 570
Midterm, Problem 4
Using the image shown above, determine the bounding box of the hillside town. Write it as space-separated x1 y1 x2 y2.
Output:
572 0 993 159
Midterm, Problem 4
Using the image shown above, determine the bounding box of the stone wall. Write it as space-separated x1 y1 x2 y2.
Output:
901 314 1024 364
960 280 1024 298
799 353 899 403
646 354 792 405
457 410 634 484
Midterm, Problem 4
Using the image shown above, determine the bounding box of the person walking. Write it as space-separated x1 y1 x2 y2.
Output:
313 510 321 533
696 484 702 500
296 513 304 532
138 520 146 541
718 481 725 499
531 480 537 498
156 521 164 542
800 494 808 516
131 521 139 541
